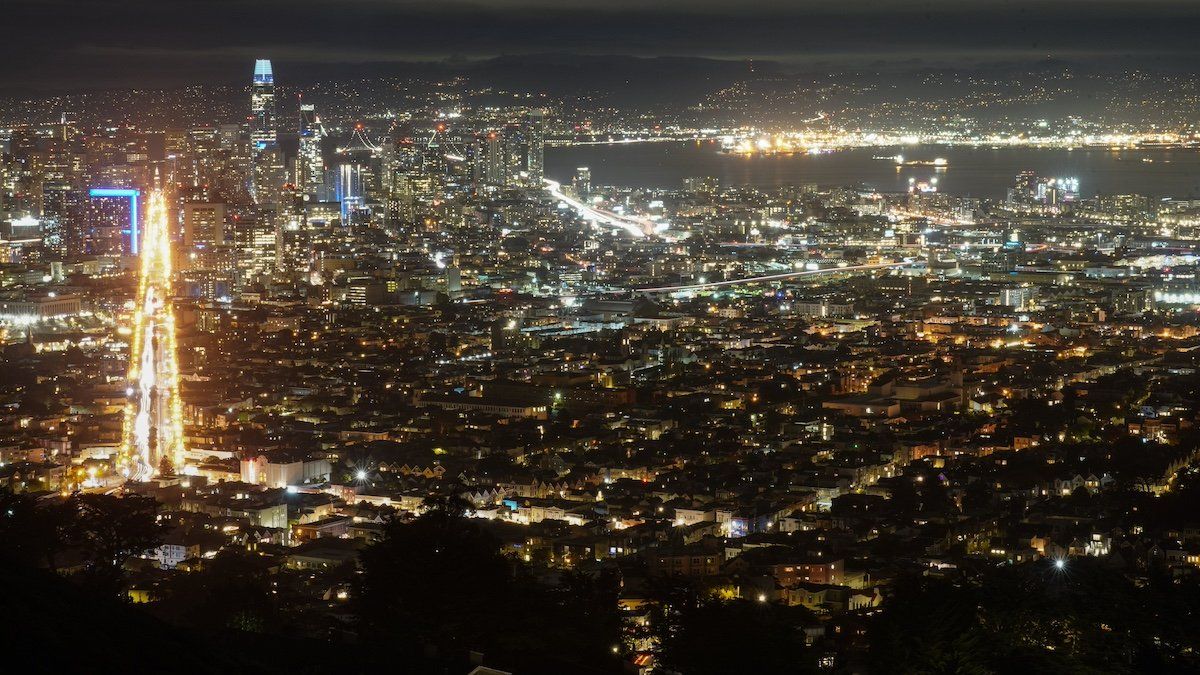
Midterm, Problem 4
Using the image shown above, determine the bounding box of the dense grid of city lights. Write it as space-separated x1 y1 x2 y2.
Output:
8 41 1200 673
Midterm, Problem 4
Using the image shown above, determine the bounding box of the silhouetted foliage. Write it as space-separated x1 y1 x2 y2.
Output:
0 489 76 570
355 498 623 673
644 576 817 675
0 489 163 597
152 549 280 632
71 492 163 596
870 558 1200 674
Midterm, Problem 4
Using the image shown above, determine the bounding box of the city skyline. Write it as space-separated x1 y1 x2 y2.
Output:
6 3 1200 670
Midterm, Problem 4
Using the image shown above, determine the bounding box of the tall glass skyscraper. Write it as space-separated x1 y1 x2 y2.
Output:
298 103 325 200
250 59 277 151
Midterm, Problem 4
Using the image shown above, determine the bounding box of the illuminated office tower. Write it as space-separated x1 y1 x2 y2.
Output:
41 217 66 258
182 202 226 251
526 109 545 184
58 112 79 143
0 145 10 218
250 60 277 151
249 60 281 206
572 167 591 201
232 211 276 280
388 173 416 225
379 124 421 224
379 135 403 198
484 132 505 187
252 144 287 208
275 186 312 279
297 103 326 200
83 188 140 256
40 179 77 232
466 135 485 190
39 180 80 257
164 130 189 158
217 123 242 149
503 123 527 186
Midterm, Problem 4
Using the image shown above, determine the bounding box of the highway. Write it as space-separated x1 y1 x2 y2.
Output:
120 190 185 481
544 178 657 238
541 178 910 292
545 135 717 147
632 261 909 293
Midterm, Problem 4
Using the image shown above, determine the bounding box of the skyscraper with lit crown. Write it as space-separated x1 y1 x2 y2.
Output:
250 59 280 206
250 59 277 151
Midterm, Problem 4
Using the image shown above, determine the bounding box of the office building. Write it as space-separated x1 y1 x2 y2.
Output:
298 103 326 200
250 59 277 151
527 109 545 184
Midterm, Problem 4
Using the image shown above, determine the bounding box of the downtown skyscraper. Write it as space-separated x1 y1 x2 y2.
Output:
250 59 284 207
297 102 326 200
250 59 277 150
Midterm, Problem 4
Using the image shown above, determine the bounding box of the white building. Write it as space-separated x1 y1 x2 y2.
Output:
240 453 331 489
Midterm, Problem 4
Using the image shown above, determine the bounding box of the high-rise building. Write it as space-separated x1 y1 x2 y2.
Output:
183 202 226 251
231 210 276 279
252 145 287 208
275 186 311 279
526 109 545 185
484 132 505 187
250 60 277 151
572 167 591 201
297 103 326 200
39 180 79 257
83 188 140 256
249 60 281 206
503 123 527 186
388 173 416 225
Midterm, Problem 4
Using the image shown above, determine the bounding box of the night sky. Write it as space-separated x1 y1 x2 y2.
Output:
7 0 1200 90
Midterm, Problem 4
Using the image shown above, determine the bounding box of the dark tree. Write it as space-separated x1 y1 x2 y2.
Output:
658 598 816 674
355 500 623 673
71 492 163 597
645 576 817 675
868 575 991 675
152 548 281 633
870 559 1200 674
0 490 76 571
355 500 512 656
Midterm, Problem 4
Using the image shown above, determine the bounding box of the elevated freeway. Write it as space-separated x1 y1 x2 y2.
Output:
632 261 910 293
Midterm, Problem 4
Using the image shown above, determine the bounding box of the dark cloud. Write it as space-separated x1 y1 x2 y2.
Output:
5 0 1200 89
